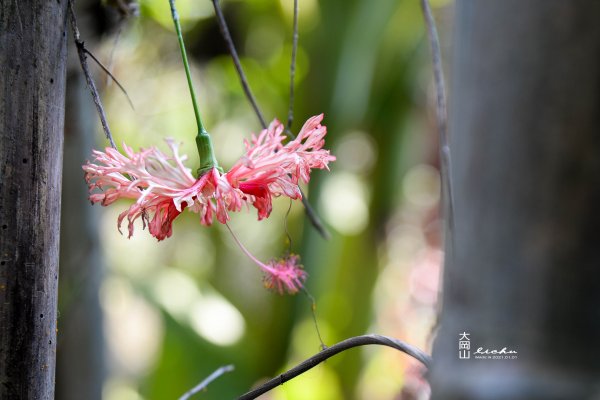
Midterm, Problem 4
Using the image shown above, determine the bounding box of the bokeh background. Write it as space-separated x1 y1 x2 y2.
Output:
58 0 451 399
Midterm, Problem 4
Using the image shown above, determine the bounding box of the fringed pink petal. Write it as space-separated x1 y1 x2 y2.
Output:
148 200 182 241
83 141 245 239
225 114 335 221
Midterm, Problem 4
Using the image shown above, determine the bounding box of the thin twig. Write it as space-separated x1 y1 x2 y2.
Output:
84 47 134 110
283 1 330 238
237 334 431 400
67 0 117 149
298 188 330 239
420 0 454 236
286 0 299 131
210 0 330 240
103 0 139 90
179 365 235 400
284 198 294 252
104 22 124 88
211 0 267 129
301 288 327 350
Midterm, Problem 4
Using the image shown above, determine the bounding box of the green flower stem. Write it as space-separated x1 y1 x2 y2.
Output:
168 0 220 175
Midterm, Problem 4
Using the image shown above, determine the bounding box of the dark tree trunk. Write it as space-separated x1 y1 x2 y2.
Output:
55 71 105 400
0 1 68 399
55 1 108 397
431 1 600 399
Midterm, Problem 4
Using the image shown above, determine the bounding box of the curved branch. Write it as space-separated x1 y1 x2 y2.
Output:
237 334 431 400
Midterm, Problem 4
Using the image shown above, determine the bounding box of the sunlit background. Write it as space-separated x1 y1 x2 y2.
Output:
58 0 452 399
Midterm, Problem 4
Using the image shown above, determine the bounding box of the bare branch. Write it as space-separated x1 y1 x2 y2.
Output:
67 0 117 149
210 0 266 129
299 188 330 239
104 22 124 88
286 0 299 131
83 47 135 110
179 365 235 400
237 334 431 400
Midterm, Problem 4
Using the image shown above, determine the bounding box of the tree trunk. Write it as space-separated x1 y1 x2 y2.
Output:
431 1 600 399
55 1 108 397
0 1 68 399
55 71 105 400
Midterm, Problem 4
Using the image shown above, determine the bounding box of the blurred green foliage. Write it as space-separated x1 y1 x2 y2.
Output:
88 0 449 399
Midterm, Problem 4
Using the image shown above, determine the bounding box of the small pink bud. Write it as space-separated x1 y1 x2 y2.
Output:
263 254 308 295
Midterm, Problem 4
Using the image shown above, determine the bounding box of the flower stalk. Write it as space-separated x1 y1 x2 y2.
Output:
168 0 219 175
225 223 307 294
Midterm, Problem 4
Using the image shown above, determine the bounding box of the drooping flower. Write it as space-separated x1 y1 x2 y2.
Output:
82 114 335 241
83 140 225 240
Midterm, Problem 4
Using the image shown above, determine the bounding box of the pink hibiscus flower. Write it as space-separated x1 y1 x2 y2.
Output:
83 114 335 241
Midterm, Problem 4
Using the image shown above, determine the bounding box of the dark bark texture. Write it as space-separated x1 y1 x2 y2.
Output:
0 1 68 399
431 1 600 399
